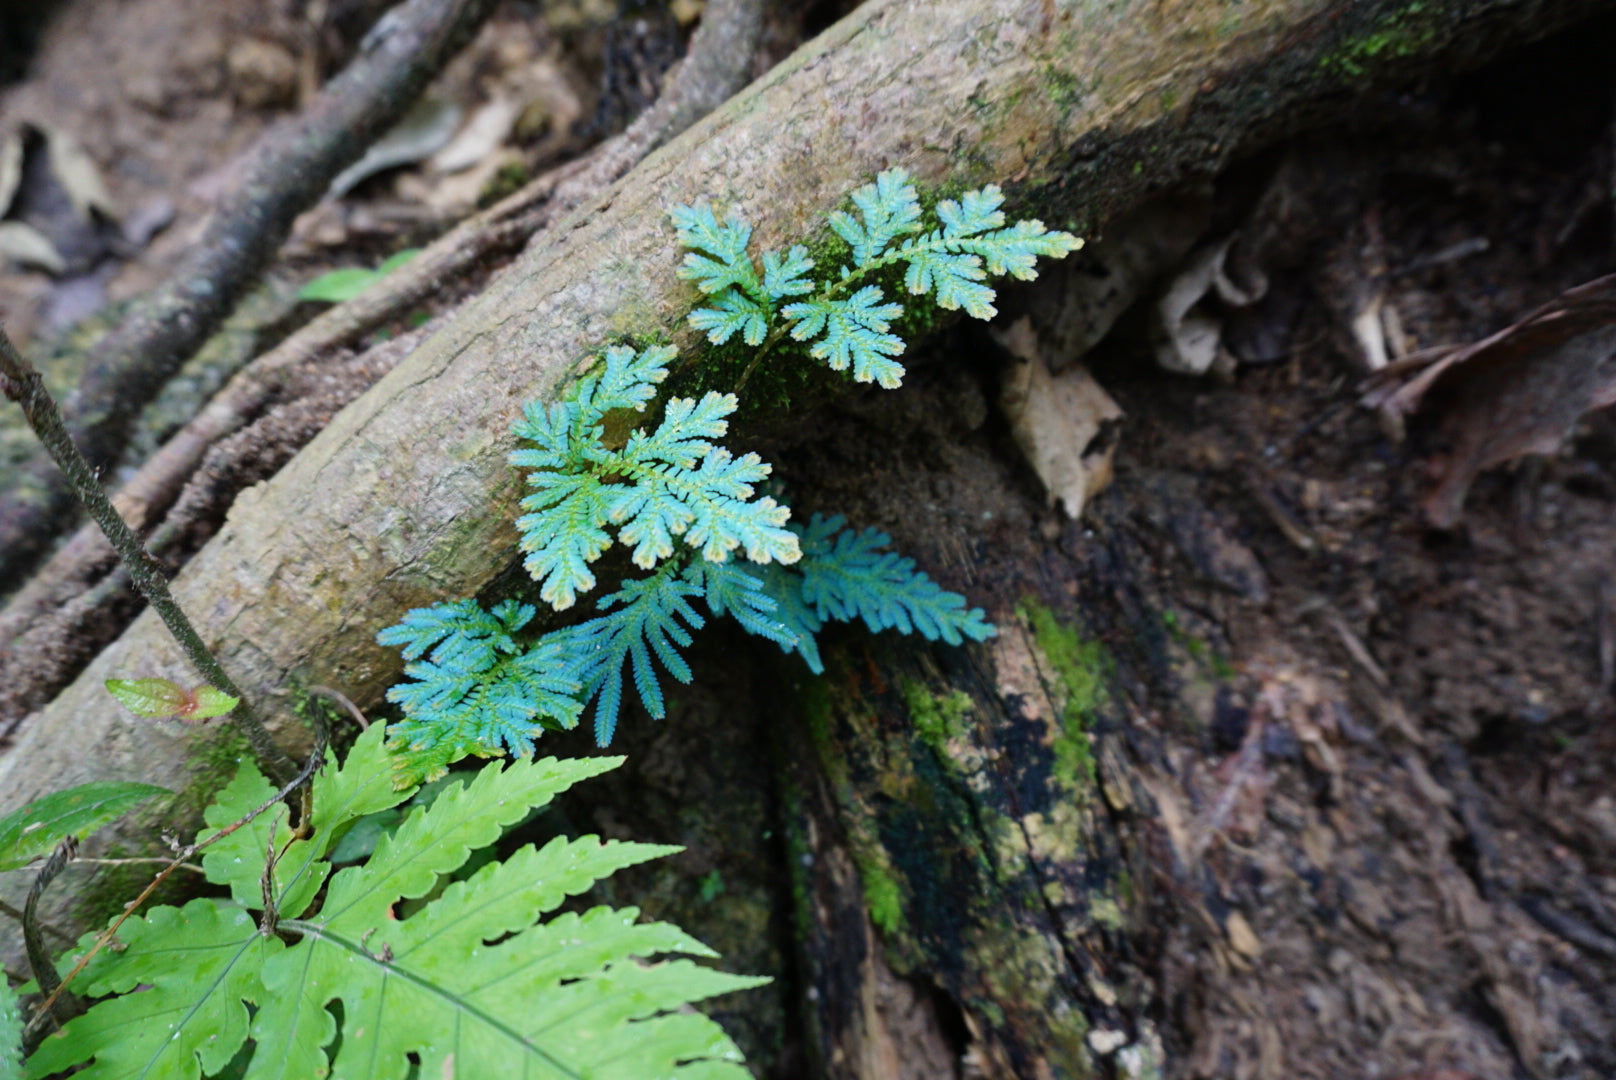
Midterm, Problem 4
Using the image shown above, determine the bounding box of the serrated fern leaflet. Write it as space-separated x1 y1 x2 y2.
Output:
549 563 705 746
748 514 997 673
512 347 798 610
676 167 1081 385
380 515 995 771
782 286 907 388
25 724 766 1080
379 599 583 786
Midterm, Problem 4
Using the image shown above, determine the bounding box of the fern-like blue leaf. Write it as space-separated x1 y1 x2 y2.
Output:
743 516 995 672
939 185 1008 236
512 349 798 607
672 205 762 298
795 514 996 645
549 565 706 745
895 185 1082 319
761 245 815 300
379 601 583 785
575 342 675 424
508 399 578 470
625 391 733 469
676 448 795 564
376 598 530 662
900 244 996 318
688 289 771 346
828 169 922 267
685 561 797 648
514 472 614 609
511 346 673 474
604 391 800 568
751 562 826 673
782 285 907 388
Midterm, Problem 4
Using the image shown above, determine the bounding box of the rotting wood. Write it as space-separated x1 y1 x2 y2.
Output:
779 626 1152 1078
3 0 1614 998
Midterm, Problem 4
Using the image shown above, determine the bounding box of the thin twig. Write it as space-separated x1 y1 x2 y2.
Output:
22 838 83 1042
0 326 297 783
71 858 206 873
308 685 370 730
24 721 327 1035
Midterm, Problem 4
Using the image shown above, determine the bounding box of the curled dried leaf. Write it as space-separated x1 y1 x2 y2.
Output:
1362 273 1616 527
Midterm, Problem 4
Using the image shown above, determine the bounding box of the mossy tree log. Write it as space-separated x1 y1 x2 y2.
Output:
3 0 1612 1056
779 620 1153 1079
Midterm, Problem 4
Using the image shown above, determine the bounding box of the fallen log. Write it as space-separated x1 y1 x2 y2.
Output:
2 0 1610 1046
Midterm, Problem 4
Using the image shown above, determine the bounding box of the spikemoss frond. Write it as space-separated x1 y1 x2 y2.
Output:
674 167 1081 387
511 347 799 610
379 169 1075 773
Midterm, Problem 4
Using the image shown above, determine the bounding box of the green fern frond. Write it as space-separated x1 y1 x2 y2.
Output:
781 286 907 388
199 715 406 913
828 169 923 267
549 563 705 745
28 725 765 1080
377 600 583 785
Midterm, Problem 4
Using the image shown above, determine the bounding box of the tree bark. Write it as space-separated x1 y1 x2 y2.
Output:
2 0 1611 1034
780 621 1153 1079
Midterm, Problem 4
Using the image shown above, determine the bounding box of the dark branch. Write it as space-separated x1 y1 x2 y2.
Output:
0 326 297 782
21 839 83 1051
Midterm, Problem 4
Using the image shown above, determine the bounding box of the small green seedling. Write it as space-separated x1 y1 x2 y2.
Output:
296 248 420 303
105 678 238 723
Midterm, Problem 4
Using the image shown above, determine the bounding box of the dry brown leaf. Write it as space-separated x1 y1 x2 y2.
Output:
996 315 1123 519
32 122 117 223
1225 910 1262 959
0 220 66 274
0 129 22 218
1363 273 1616 527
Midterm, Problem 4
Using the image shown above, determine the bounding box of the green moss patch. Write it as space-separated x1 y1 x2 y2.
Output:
1018 601 1109 791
